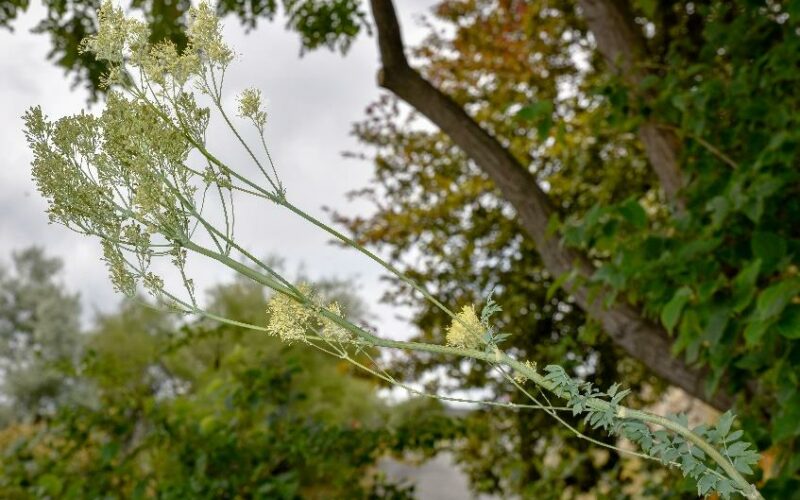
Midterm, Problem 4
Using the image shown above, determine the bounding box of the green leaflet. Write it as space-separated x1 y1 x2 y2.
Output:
661 286 693 335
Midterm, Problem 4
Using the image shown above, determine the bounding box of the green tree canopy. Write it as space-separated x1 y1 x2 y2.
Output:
0 247 83 423
0 255 459 498
335 0 800 496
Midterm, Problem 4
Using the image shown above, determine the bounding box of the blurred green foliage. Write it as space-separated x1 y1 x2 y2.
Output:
339 2 664 497
0 251 460 498
0 248 84 423
558 5 800 497
335 0 800 497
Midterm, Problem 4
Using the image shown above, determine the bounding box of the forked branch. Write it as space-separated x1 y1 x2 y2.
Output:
367 0 728 409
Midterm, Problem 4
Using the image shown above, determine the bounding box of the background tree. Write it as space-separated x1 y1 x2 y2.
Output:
336 4 670 496
0 247 84 423
0 252 458 498
337 1 800 496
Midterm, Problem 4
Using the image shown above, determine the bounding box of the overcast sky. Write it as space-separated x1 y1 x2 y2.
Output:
0 1 437 338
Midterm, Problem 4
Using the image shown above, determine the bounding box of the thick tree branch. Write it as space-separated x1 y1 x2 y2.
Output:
368 0 731 410
577 0 684 207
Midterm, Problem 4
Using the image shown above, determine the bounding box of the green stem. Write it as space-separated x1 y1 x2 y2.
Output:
205 71 281 193
277 198 459 322
627 409 763 500
501 355 761 499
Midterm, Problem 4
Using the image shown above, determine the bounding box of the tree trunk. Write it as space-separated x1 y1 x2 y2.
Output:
577 0 685 207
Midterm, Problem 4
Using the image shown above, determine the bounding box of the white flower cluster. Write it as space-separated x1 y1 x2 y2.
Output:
445 305 483 349
265 286 352 344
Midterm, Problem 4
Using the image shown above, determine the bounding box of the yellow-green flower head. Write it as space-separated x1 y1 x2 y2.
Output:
445 305 483 349
266 285 315 343
320 302 352 343
102 239 136 296
83 2 205 88
142 41 202 86
81 1 148 64
188 2 234 67
237 88 267 128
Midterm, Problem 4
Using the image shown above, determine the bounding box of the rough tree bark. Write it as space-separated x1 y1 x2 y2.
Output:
367 0 731 410
577 0 685 207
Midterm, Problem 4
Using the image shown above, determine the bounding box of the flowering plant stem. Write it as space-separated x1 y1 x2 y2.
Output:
185 238 762 500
